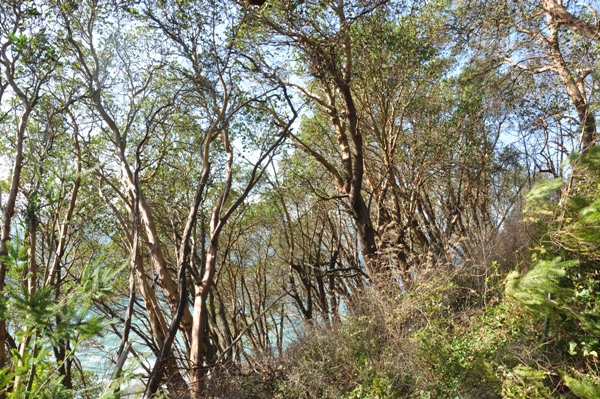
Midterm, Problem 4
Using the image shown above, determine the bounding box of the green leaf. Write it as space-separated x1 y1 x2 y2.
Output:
562 372 600 399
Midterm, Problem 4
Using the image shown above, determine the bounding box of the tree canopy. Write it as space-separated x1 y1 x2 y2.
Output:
0 1 598 398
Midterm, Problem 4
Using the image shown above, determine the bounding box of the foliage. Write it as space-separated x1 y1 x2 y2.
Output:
1 0 599 398
274 303 414 399
501 146 600 397
272 142 598 398
1 241 111 399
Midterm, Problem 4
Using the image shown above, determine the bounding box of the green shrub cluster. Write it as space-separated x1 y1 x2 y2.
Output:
266 148 600 399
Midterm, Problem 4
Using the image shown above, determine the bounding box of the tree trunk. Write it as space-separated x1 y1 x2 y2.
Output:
189 245 217 399
0 106 30 370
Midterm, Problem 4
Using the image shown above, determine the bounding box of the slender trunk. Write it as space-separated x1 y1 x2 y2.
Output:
340 81 379 271
546 12 598 151
44 135 81 288
189 245 217 399
53 262 73 390
0 107 30 370
14 204 37 392
143 261 187 399
26 199 38 298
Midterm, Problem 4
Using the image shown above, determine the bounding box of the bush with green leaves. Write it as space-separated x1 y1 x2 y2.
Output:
0 240 120 399
503 147 600 398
